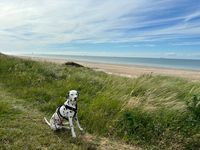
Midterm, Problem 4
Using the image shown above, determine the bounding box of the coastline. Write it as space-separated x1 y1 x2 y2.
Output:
16 55 200 81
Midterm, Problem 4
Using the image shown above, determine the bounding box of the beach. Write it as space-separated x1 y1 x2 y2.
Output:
18 55 200 81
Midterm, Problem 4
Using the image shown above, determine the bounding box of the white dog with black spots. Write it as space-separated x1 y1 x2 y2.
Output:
44 90 83 138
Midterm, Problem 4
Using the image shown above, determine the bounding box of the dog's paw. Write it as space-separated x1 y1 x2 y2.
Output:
72 132 76 138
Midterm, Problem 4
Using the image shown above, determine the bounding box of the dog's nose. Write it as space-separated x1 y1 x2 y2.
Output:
74 97 77 101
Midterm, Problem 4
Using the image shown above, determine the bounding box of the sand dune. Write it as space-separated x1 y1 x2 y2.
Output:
18 56 200 81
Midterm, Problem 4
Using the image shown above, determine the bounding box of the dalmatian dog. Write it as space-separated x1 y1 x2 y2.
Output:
44 90 83 138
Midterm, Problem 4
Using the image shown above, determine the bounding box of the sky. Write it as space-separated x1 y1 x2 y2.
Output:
0 0 200 59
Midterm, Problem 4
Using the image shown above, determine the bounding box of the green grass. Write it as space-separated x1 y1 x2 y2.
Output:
0 53 200 149
0 87 97 150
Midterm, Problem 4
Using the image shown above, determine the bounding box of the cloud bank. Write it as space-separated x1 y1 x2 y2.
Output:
0 0 200 57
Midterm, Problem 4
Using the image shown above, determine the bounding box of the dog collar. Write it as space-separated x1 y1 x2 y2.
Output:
65 104 77 118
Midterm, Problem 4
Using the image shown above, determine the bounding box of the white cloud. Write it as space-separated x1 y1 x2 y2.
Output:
184 11 200 22
0 0 199 53
164 52 177 57
172 41 200 46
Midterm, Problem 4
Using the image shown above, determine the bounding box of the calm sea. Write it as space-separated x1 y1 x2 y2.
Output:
31 54 200 71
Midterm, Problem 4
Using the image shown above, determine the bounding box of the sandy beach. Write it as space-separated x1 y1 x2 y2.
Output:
18 55 200 81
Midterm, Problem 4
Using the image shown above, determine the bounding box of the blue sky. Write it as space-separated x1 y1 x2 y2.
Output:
0 0 200 59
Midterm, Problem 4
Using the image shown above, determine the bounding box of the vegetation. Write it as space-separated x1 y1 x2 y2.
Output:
187 95 200 120
0 53 200 149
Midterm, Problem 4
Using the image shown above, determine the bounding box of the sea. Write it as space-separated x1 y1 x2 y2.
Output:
29 54 200 71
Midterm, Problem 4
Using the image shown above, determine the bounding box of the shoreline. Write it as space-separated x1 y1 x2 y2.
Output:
16 55 200 81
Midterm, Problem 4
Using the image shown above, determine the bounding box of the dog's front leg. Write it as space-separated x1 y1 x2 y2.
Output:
69 117 76 138
75 117 83 131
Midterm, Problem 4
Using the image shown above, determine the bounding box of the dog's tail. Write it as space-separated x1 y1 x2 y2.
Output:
44 117 51 127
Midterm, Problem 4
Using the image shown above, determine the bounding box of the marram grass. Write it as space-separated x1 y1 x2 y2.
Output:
0 53 200 149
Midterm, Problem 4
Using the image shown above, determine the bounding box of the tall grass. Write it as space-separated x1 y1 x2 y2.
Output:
1 53 200 149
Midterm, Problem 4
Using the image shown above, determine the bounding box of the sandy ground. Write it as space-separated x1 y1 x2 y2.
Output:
18 56 200 81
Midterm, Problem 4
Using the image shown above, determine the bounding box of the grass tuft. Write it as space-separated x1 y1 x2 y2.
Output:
1 54 200 149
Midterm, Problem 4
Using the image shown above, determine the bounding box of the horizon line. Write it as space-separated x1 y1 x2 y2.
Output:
5 52 200 61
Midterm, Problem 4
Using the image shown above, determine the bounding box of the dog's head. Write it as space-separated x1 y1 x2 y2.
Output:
67 90 79 104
